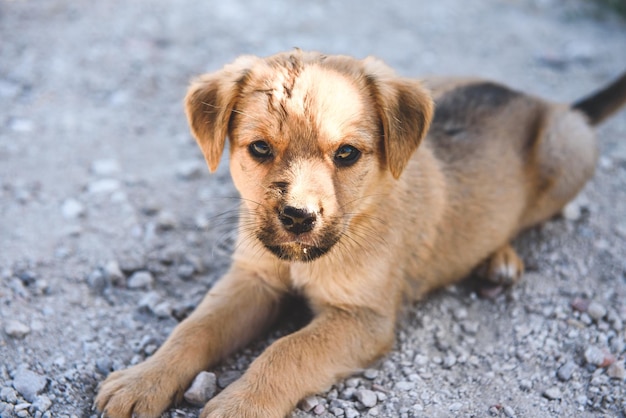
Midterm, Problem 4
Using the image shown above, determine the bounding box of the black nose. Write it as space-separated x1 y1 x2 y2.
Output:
279 206 317 234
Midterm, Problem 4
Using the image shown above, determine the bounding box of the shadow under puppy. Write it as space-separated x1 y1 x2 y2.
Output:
96 50 626 417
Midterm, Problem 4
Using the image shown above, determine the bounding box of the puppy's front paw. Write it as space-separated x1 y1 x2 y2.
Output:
95 361 183 418
484 244 524 286
199 379 279 418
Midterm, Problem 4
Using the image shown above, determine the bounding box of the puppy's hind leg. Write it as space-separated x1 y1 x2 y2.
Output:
482 243 525 286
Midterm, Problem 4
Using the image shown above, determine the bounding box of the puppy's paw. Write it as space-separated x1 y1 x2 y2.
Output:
484 244 524 286
200 379 279 418
95 361 182 418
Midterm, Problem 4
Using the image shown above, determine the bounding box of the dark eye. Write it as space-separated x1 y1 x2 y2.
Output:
249 140 272 160
334 145 361 167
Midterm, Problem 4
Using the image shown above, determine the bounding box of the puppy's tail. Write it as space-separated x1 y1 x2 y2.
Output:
572 71 626 125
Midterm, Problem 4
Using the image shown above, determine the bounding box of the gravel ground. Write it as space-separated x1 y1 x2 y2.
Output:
2 0 626 417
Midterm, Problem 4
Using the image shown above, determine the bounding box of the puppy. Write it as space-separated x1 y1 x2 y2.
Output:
96 50 626 418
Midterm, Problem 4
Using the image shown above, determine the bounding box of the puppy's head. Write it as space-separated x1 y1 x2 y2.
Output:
185 51 433 262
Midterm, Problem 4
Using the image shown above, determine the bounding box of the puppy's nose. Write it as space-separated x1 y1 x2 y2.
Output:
279 206 317 234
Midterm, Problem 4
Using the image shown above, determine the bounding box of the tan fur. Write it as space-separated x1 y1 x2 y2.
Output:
96 50 620 418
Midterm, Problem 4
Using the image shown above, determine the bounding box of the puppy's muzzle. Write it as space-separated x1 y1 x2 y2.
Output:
279 206 317 235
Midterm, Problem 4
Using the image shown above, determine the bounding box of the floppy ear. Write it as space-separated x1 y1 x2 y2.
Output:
184 56 257 172
363 58 434 179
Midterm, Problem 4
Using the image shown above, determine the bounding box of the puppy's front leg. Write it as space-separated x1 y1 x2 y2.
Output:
201 305 395 418
96 265 284 418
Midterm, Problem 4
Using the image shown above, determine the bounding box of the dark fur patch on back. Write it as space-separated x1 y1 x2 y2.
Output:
428 82 522 163
432 82 520 130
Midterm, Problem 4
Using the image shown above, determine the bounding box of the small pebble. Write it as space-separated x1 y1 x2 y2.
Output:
0 387 18 403
299 396 320 412
87 178 121 194
503 405 516 418
12 368 47 402
330 406 344 416
127 271 154 289
96 358 113 375
607 362 625 380
571 297 589 312
4 320 31 338
543 386 561 400
103 261 125 286
31 395 52 412
355 389 377 408
584 346 614 367
156 211 177 231
557 360 576 381
363 369 378 380
461 321 479 335
587 301 607 321
313 403 326 415
61 199 85 219
394 381 414 391
453 307 468 320
344 407 359 418
217 370 241 389
442 354 457 369
183 371 217 406
91 159 120 176
519 379 532 391
562 201 581 221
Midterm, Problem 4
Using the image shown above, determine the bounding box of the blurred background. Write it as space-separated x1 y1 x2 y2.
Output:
1 1 626 417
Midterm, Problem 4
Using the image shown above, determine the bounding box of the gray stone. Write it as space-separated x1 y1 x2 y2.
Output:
0 402 14 416
313 403 326 415
449 402 462 412
363 369 378 380
91 159 120 176
503 405 516 418
87 268 109 293
156 211 177 231
103 260 125 286
543 386 561 400
0 387 18 404
4 320 31 338
394 381 415 391
127 271 154 289
87 178 121 194
562 201 581 221
442 354 457 369
607 362 625 380
183 371 217 406
96 358 113 375
587 301 607 321
344 407 359 418
355 389 377 407
31 395 52 412
299 396 320 412
13 368 47 402
557 361 576 381
217 370 241 389
61 199 85 219
584 346 607 366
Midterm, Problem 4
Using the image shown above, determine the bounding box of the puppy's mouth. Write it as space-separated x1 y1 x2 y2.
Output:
256 220 342 262
265 241 334 262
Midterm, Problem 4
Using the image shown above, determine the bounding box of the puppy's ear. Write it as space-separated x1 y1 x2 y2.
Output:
363 58 434 179
184 56 257 172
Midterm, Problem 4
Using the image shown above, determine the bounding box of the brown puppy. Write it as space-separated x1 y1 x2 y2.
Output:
96 50 626 418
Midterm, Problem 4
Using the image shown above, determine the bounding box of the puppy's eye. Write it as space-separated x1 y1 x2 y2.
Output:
249 140 273 160
334 145 361 167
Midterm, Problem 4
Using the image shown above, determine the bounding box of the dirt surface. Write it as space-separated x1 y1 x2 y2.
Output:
1 0 626 417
